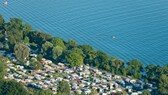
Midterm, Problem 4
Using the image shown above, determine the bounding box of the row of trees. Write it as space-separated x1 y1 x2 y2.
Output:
0 15 168 95
0 80 29 95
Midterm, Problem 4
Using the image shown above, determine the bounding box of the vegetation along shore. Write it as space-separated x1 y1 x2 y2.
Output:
0 15 168 95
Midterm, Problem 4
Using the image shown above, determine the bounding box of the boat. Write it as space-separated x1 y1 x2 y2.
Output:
4 1 8 6
112 36 116 39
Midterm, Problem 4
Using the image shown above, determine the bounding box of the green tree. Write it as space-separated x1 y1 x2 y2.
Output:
158 74 168 95
92 51 110 70
0 32 5 43
144 64 164 83
52 46 63 60
65 51 84 67
115 92 123 95
0 42 3 49
111 59 125 75
79 45 94 54
29 60 42 70
90 90 98 95
162 65 168 75
5 18 24 51
81 92 86 95
41 41 53 57
142 90 151 95
51 37 66 50
0 80 29 95
145 64 156 79
67 39 77 49
29 89 53 95
0 62 7 79
36 90 53 95
23 36 29 43
0 15 4 25
5 18 23 30
0 15 4 29
30 42 38 50
37 54 43 61
23 23 32 31
42 41 53 52
4 44 9 51
79 45 97 64
121 68 127 76
23 23 32 37
126 59 143 79
14 44 30 62
115 91 128 95
71 48 84 57
28 31 52 45
57 81 70 95
84 50 96 65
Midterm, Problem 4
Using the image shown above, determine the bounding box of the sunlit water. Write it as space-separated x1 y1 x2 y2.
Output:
1 0 168 65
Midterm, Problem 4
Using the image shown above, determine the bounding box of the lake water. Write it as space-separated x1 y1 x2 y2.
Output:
1 0 168 65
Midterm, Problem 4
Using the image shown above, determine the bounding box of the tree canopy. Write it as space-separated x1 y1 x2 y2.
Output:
52 46 63 60
0 62 7 79
126 59 143 79
141 90 151 95
67 39 77 49
57 81 70 95
29 59 42 70
0 80 29 95
29 89 53 95
51 37 66 50
0 15 4 29
158 74 168 95
41 41 53 57
65 51 84 67
14 44 30 62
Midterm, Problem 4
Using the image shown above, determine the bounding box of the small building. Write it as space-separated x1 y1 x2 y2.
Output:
111 90 116 93
130 79 136 84
57 70 63 73
58 63 65 68
64 69 73 74
41 58 47 65
56 77 63 81
76 90 82 94
24 79 32 83
46 60 52 64
101 93 108 95
116 88 123 92
131 92 138 95
51 87 57 91
35 76 41 80
16 65 24 69
11 57 17 62
112 75 121 79
127 88 132 93
137 91 142 95
30 54 37 58
145 83 153 88
84 89 91 94
79 83 85 88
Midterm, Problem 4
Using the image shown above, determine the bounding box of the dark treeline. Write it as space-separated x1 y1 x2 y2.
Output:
0 15 168 95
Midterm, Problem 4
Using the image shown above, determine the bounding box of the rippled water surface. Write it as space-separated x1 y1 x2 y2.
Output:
1 0 168 65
